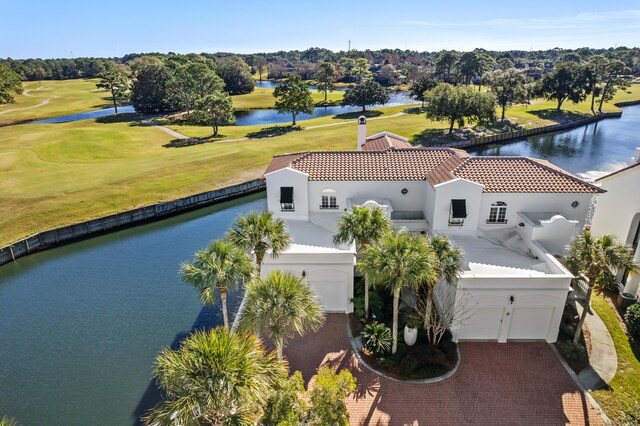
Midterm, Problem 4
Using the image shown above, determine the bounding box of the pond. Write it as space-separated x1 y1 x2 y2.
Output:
29 105 136 124
469 104 640 178
235 91 416 126
0 194 267 426
1 105 638 426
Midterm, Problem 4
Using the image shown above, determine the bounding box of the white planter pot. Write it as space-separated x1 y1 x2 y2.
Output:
404 325 418 346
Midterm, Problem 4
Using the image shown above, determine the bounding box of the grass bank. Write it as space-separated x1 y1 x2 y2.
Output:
591 294 640 423
0 79 110 124
231 86 344 110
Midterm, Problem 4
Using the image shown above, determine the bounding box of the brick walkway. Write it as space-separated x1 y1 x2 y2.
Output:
283 314 602 426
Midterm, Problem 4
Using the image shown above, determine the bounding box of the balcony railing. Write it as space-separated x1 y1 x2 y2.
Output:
319 204 339 210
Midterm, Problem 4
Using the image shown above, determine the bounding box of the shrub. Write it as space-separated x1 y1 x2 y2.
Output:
624 303 640 337
307 367 356 426
559 322 576 339
350 290 384 319
560 341 587 361
362 322 392 355
398 354 420 376
595 271 619 293
262 371 307 425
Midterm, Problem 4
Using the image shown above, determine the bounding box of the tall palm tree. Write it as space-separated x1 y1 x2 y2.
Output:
564 230 639 343
227 210 292 277
333 206 390 317
238 270 325 359
423 235 464 338
360 230 438 354
181 239 253 329
144 328 287 426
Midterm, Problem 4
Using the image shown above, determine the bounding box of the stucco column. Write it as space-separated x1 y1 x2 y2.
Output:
623 244 640 297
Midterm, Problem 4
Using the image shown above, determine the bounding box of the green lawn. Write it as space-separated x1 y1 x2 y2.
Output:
0 83 638 247
0 79 111 124
591 294 640 423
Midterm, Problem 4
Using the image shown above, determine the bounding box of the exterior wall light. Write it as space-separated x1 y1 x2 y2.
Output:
401 188 408 195
301 270 306 278
510 296 515 304
571 201 579 208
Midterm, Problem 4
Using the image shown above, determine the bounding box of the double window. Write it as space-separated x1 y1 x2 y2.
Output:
320 189 338 209
487 201 507 224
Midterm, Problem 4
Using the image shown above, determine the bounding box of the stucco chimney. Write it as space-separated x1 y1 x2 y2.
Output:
357 116 367 151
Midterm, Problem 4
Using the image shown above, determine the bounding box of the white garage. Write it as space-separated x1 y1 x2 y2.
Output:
261 220 356 313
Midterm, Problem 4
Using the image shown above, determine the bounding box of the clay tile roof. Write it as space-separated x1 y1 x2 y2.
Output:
450 157 604 193
362 134 412 151
289 148 461 181
263 152 308 177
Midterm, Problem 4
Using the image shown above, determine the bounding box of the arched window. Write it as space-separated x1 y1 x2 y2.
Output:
320 189 338 209
487 201 507 224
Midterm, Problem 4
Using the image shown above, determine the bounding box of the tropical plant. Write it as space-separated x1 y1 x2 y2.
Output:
144 328 287 426
594 270 619 292
227 210 292 277
307 367 357 426
624 303 640 338
333 206 390 318
362 321 392 355
563 230 639 343
360 230 435 354
422 235 464 343
560 341 587 361
261 370 308 426
350 289 384 319
273 73 314 125
238 270 325 358
180 239 253 329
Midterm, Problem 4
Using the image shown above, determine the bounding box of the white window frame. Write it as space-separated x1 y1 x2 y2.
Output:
487 201 507 224
320 189 338 209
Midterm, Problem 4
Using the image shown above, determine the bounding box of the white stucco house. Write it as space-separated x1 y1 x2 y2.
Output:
261 117 604 343
590 149 640 299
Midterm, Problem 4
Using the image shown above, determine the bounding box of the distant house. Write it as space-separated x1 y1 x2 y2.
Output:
591 150 640 299
262 117 603 343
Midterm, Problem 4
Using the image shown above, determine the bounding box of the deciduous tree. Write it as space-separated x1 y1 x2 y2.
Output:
316 61 337 102
424 83 497 133
216 57 255 95
167 62 223 115
272 74 314 125
483 68 531 121
535 62 590 111
410 73 438 107
353 58 373 81
193 91 235 137
342 80 389 112
130 64 173 113
0 63 23 104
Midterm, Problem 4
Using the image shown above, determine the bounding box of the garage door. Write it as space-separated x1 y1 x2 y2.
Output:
458 307 504 340
508 307 554 340
305 269 348 312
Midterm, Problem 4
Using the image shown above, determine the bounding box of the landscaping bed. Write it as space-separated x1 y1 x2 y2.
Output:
554 301 591 373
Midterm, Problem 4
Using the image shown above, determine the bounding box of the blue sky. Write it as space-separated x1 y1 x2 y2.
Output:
2 0 639 58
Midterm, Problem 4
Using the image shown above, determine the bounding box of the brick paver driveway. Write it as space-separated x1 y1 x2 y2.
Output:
283 314 602 425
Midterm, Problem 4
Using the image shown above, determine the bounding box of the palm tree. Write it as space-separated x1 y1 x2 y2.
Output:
360 230 437 354
238 270 325 359
227 210 292 277
333 206 390 318
564 230 639 343
144 328 287 426
423 235 464 338
181 239 253 329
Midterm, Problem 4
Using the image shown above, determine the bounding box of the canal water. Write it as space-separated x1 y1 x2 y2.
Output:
1 106 638 425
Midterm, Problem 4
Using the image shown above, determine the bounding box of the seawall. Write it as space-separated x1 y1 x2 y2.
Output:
0 179 265 267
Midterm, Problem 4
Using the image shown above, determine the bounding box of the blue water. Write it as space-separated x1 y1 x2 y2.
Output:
0 194 267 426
29 105 136 124
470 104 640 177
235 91 416 126
2 104 638 426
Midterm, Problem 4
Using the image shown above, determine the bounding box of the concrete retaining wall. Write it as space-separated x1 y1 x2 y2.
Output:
0 179 265 267
444 111 623 149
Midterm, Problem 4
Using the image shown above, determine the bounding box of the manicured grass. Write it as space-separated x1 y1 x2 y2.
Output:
1 84 638 247
231 87 344 110
0 79 111 124
590 294 640 422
